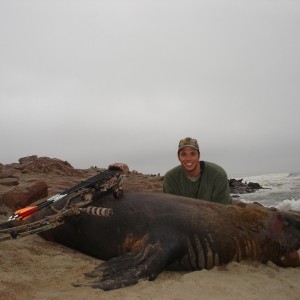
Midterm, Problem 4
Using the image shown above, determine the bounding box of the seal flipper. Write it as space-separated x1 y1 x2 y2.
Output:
74 241 166 291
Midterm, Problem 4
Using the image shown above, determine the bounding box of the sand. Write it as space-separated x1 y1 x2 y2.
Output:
0 232 299 300
0 159 299 299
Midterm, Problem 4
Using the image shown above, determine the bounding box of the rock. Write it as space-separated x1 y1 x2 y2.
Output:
0 178 19 187
229 178 263 194
0 169 19 179
247 182 262 190
1 180 48 209
19 155 38 164
123 172 164 193
18 155 85 176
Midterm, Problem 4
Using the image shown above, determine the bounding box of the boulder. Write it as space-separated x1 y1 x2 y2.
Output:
0 178 19 187
1 180 48 209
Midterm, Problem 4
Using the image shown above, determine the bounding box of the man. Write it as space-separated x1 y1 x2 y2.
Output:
163 137 232 204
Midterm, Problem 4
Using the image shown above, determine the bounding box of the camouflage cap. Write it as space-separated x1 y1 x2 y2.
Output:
178 137 199 151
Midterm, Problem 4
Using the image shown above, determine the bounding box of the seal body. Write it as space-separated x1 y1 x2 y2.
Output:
41 191 300 290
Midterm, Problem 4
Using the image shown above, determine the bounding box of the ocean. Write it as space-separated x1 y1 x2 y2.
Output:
235 173 300 211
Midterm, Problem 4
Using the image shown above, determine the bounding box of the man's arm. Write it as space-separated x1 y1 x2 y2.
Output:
163 172 180 195
212 172 232 204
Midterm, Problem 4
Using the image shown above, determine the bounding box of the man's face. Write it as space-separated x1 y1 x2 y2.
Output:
178 147 200 174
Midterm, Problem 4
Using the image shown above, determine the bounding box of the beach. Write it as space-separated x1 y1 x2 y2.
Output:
0 157 299 299
1 232 299 300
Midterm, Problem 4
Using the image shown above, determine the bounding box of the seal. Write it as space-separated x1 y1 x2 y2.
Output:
40 191 300 291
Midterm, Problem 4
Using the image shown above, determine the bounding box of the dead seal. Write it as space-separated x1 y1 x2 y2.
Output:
40 191 300 291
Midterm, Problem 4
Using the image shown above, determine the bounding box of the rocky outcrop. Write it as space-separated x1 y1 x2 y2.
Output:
0 156 264 213
123 170 164 193
229 178 264 195
0 156 88 211
18 155 85 176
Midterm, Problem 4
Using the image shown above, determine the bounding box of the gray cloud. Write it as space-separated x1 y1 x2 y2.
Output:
1 0 299 177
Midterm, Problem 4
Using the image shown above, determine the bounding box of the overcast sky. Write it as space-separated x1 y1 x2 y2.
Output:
1 0 299 177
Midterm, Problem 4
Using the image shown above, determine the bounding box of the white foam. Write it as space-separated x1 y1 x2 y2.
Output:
276 198 300 212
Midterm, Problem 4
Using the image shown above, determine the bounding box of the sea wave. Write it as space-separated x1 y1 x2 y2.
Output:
287 172 300 178
275 197 300 211
237 173 300 211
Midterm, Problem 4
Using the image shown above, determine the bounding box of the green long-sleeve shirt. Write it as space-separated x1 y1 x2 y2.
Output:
163 161 232 204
